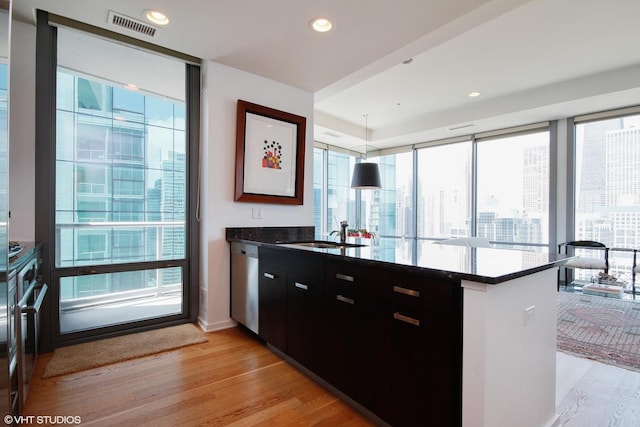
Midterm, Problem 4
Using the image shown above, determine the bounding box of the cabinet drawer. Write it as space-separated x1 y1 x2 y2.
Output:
382 273 456 309
389 280 425 307
326 261 387 297
392 306 423 328
378 271 428 308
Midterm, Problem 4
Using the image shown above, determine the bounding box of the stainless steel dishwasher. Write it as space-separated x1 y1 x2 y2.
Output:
230 241 259 334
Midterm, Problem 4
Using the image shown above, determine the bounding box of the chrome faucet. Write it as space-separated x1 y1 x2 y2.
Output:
339 220 348 244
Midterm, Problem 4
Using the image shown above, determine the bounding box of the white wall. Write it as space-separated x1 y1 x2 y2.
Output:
198 61 314 331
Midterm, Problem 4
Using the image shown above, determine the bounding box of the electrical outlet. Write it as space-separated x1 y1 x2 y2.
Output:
252 208 264 219
524 305 536 326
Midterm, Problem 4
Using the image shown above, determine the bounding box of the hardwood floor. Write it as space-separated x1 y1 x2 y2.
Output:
556 352 640 427
23 327 640 426
23 327 375 426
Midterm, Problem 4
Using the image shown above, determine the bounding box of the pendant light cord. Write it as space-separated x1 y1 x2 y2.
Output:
363 113 368 160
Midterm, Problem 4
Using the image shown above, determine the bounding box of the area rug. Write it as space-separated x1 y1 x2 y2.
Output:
557 292 640 372
42 323 208 378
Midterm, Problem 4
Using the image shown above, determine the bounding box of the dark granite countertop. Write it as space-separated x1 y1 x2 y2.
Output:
225 227 570 284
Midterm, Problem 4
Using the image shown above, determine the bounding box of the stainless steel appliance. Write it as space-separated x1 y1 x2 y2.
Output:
230 242 259 334
6 270 18 415
16 256 47 411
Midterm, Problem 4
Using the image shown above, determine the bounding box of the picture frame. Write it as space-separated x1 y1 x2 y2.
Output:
234 99 306 205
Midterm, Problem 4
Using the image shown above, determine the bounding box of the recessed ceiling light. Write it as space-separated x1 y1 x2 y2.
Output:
468 91 481 98
144 10 169 26
124 83 139 91
310 17 333 33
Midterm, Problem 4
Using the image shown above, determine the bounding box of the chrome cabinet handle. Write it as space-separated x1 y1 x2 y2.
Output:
393 285 420 298
263 272 276 279
336 294 355 305
294 282 308 291
394 312 420 327
336 273 354 282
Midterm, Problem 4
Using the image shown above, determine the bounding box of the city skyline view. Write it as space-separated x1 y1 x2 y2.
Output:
315 114 639 287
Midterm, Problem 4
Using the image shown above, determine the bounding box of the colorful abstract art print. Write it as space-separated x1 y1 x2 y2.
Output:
262 140 282 170
235 100 306 205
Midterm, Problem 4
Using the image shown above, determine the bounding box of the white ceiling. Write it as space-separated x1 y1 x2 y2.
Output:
13 0 640 153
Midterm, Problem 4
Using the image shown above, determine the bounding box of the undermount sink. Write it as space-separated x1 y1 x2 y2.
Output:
278 240 367 249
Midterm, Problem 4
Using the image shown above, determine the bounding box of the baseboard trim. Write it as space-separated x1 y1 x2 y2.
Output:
197 317 236 332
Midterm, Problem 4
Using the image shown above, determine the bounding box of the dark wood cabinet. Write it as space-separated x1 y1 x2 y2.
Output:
285 250 325 375
322 260 384 409
287 273 325 375
257 246 462 426
258 248 287 351
259 247 326 367
376 272 462 427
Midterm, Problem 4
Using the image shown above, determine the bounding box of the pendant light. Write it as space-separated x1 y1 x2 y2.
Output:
350 114 382 189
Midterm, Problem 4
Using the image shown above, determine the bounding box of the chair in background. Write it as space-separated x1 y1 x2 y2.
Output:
435 237 492 248
607 247 638 296
557 240 609 290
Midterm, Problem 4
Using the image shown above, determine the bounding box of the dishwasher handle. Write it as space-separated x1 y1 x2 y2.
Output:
231 242 259 258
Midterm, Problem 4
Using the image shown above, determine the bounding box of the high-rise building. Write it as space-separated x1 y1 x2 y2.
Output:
57 71 186 297
577 119 623 213
605 126 640 250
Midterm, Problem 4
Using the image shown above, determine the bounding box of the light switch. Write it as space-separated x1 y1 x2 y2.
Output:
252 208 264 219
524 305 536 326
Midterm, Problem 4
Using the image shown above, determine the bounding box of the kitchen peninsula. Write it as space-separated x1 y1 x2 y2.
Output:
226 227 567 427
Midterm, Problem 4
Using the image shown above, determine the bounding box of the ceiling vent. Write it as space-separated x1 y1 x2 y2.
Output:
322 131 342 138
447 123 474 131
107 11 158 38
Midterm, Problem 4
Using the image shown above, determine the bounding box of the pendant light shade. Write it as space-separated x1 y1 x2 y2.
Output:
350 114 381 189
351 162 382 189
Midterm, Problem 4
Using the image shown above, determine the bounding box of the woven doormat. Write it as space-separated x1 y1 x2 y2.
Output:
557 291 640 372
42 323 207 378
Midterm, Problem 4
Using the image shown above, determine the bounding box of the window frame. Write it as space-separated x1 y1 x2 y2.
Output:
35 10 201 350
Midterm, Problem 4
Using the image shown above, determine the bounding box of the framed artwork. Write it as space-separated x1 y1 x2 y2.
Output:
234 99 306 205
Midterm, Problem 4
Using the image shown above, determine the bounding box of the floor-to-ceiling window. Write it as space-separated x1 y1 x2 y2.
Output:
313 124 552 251
365 151 413 238
416 140 472 240
476 128 550 248
325 150 356 236
574 110 640 282
56 64 186 333
37 13 200 347
313 147 325 239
